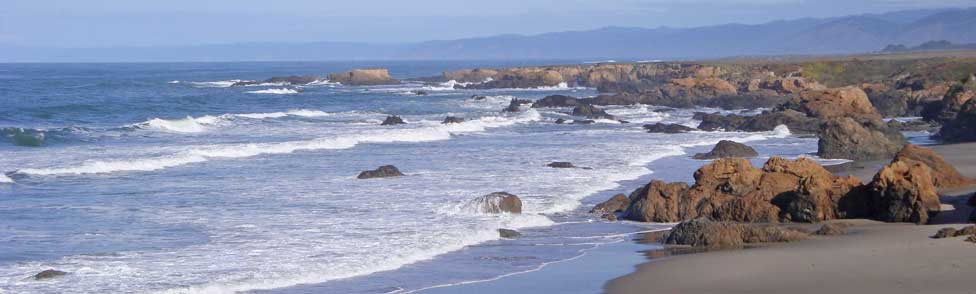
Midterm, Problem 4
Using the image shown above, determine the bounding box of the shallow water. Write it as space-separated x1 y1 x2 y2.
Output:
1 62 825 294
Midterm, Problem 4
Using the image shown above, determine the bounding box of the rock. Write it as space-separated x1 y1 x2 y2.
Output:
604 213 618 221
546 162 575 168
471 95 488 100
572 120 595 125
442 116 465 124
866 89 911 117
936 98 976 142
327 69 398 86
891 144 971 189
381 115 406 126
696 112 747 131
815 222 852 236
623 180 690 222
967 235 976 243
498 229 521 238
531 95 580 108
969 193 976 207
934 227 959 238
739 110 821 134
34 269 67 280
503 99 522 112
458 69 565 89
783 87 882 121
886 119 934 132
412 90 429 96
590 194 630 215
467 192 523 214
818 117 906 161
664 218 809 249
692 140 759 160
571 104 614 119
867 160 940 224
357 165 405 179
554 118 567 124
970 209 976 223
643 123 695 134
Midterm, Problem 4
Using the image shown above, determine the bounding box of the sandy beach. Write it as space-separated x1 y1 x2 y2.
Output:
606 143 976 294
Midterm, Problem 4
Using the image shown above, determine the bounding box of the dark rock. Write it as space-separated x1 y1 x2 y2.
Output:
936 99 976 142
412 90 429 96
739 110 820 134
442 116 465 124
357 165 405 179
468 192 523 214
554 118 567 124
867 89 910 117
546 162 576 168
664 218 809 249
815 222 852 236
590 194 630 215
818 117 906 161
381 115 406 126
34 269 67 280
696 113 747 131
498 229 521 238
572 120 595 125
692 140 758 160
643 123 695 134
471 95 488 100
969 193 976 207
886 119 935 132
531 95 580 108
571 104 614 120
503 99 522 112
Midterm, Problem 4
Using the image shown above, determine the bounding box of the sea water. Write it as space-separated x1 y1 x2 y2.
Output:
0 61 829 293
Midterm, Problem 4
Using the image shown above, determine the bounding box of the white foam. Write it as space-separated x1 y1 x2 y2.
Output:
167 80 180 84
190 80 247 88
0 174 13 184
18 110 542 176
246 88 300 95
139 116 216 133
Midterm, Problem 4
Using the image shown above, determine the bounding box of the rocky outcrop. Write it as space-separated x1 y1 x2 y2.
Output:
327 69 398 86
692 140 758 160
623 157 865 223
531 95 580 108
696 113 747 131
815 222 852 236
467 192 523 214
571 104 614 119
34 269 67 280
817 117 906 161
590 194 631 215
502 98 531 112
936 98 976 142
458 69 565 89
442 116 465 124
886 119 935 132
381 115 406 126
932 226 976 239
643 123 695 134
664 218 809 249
357 165 405 179
867 160 940 224
891 144 971 189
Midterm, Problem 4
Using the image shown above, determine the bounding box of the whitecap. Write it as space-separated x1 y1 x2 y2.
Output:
190 80 247 88
137 116 217 133
0 173 13 184
167 80 180 84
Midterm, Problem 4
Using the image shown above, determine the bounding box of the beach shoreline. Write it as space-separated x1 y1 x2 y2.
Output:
605 142 976 294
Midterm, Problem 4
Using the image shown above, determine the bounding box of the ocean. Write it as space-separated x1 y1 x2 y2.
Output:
0 61 827 293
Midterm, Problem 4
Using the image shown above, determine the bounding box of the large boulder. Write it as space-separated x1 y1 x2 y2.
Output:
531 95 580 108
817 117 905 161
357 165 406 179
891 144 971 189
692 140 759 160
783 87 882 121
623 180 690 222
327 69 398 86
664 218 809 249
466 192 523 214
867 160 941 224
643 123 695 134
738 110 821 134
571 104 614 119
696 113 747 131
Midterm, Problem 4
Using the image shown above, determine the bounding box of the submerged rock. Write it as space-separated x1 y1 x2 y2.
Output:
442 116 465 124
381 115 406 126
692 140 758 160
531 95 580 108
34 269 67 280
357 165 405 179
546 162 576 168
498 229 521 238
572 104 614 119
643 123 695 134
467 192 523 214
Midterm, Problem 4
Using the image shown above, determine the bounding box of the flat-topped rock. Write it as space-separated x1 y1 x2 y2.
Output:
327 69 398 86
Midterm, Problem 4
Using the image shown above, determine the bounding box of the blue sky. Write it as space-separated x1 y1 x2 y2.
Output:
2 0 975 47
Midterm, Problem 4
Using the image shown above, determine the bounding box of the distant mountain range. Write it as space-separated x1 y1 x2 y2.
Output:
3 7 976 62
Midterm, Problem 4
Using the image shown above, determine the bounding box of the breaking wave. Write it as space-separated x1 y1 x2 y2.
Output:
17 110 542 176
0 173 13 184
246 88 300 95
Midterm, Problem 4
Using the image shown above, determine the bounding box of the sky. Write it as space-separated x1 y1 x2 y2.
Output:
2 0 975 48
